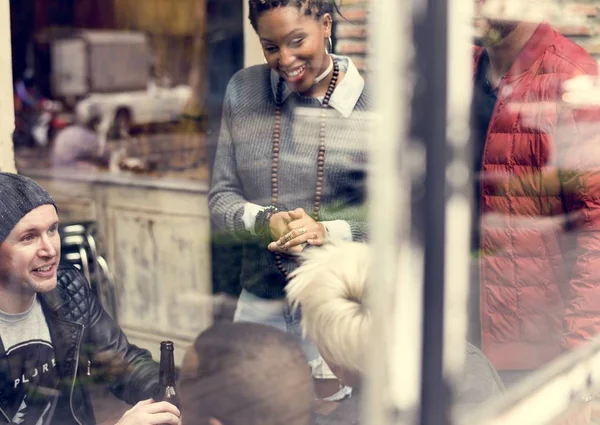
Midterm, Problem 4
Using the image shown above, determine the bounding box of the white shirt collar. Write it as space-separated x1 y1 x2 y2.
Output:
270 54 365 118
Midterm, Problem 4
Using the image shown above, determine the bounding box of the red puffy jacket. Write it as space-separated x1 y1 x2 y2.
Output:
475 23 600 370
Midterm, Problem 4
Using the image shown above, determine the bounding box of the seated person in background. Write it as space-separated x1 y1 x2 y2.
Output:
178 322 314 425
286 241 504 424
14 69 41 114
52 104 111 167
0 172 180 425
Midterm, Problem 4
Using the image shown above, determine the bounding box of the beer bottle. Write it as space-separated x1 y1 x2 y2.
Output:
155 341 180 408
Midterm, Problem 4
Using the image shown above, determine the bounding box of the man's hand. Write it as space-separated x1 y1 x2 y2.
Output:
115 399 180 425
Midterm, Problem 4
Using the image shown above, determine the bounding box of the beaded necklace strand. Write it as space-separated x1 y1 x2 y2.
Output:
270 58 340 278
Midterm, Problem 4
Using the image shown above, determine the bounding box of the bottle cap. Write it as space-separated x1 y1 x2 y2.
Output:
160 341 175 350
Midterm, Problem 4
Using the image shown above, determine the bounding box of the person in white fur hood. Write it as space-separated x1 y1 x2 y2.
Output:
287 241 504 424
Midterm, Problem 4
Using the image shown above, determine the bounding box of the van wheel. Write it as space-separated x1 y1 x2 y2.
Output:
112 109 131 139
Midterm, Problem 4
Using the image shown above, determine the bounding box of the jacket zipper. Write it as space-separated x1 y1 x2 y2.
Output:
0 406 9 422
476 56 504 335
69 327 85 425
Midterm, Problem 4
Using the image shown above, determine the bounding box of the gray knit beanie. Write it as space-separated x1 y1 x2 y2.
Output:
0 173 56 244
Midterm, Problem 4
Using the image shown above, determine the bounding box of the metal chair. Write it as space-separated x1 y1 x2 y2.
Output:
96 256 118 323
59 222 119 322
60 234 92 285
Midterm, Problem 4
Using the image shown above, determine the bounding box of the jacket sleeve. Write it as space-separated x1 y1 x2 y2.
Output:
323 166 369 242
348 219 368 242
344 199 368 242
556 99 600 350
326 207 368 242
208 79 253 240
83 278 159 404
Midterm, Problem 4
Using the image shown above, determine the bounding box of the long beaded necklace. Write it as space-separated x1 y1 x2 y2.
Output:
271 58 340 278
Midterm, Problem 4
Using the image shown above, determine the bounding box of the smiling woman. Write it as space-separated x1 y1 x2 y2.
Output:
208 0 370 388
253 1 335 97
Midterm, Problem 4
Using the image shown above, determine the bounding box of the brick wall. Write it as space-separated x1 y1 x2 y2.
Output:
335 0 368 72
558 2 600 58
333 1 600 71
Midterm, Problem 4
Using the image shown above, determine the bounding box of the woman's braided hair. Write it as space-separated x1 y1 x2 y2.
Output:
248 0 339 32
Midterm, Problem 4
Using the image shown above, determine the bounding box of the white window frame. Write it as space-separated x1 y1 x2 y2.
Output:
0 0 16 173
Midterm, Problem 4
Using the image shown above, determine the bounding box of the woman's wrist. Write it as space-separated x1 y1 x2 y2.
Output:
255 205 286 240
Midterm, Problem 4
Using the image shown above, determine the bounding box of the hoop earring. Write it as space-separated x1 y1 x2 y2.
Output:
326 36 333 54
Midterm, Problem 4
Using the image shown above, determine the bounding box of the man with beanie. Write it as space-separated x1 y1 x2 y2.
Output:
0 173 181 425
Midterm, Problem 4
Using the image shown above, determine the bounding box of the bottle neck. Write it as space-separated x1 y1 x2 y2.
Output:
159 349 176 386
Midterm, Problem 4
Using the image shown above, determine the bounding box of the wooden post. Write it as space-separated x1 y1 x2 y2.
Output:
243 0 263 67
0 0 16 173
181 0 207 133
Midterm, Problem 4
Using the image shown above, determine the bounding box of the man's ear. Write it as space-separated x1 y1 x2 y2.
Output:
208 418 223 425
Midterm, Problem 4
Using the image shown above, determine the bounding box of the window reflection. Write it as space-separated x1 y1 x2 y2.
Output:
470 1 600 398
3 0 600 424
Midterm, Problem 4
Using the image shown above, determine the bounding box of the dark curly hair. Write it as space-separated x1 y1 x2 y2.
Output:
248 0 340 32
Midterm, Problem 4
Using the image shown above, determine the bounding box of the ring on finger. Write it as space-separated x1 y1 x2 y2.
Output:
298 227 307 235
284 233 294 243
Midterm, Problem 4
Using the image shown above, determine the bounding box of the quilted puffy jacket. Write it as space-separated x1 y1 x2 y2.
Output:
0 265 159 424
475 23 600 370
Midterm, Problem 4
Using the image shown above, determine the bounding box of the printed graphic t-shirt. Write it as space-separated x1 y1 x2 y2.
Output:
0 297 60 425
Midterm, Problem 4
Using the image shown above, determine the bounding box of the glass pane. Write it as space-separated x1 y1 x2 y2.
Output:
5 1 375 424
460 0 600 423
5 0 600 424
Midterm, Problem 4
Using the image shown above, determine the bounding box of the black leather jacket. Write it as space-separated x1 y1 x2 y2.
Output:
0 265 159 425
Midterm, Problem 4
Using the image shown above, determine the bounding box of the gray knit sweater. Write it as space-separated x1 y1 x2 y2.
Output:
209 57 371 299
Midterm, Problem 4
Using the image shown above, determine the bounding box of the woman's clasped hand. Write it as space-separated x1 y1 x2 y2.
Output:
268 208 327 253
